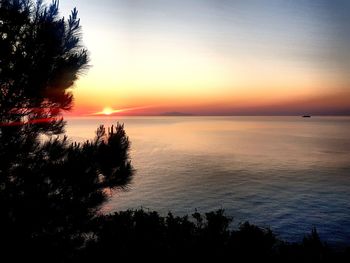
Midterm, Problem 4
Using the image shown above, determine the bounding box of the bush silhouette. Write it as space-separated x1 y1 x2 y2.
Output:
78 209 350 262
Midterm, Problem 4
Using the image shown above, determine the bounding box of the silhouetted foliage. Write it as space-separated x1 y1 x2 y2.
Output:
77 209 350 262
0 0 88 131
0 1 133 262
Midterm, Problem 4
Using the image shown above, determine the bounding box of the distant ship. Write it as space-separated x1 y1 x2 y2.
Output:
302 115 311 118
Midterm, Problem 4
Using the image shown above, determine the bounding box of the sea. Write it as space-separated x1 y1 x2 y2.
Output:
65 116 350 245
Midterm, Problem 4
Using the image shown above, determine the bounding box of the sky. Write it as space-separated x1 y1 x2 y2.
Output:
56 0 350 116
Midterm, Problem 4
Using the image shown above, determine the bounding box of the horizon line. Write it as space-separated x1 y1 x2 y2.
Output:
63 114 350 118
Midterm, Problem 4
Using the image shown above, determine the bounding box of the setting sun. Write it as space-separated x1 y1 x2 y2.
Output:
92 107 121 116
102 107 113 115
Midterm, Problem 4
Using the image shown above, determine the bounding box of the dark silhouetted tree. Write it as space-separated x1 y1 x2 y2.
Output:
0 1 133 261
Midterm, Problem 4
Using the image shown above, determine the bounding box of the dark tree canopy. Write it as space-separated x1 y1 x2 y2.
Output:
0 0 88 133
0 1 133 261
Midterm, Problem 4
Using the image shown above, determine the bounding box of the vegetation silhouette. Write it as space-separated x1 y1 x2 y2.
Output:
1 1 350 262
0 1 132 261
79 208 350 262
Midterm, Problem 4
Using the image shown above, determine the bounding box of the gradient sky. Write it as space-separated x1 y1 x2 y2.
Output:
57 0 350 116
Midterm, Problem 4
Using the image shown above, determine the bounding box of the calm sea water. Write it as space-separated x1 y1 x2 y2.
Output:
66 116 350 244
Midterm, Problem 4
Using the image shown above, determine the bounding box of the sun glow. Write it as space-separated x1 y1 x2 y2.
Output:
90 105 155 116
102 107 113 115
92 107 121 115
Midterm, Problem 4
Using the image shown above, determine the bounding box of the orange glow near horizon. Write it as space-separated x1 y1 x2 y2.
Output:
91 107 123 116
87 105 157 116
61 31 350 116
102 107 114 115
59 1 350 116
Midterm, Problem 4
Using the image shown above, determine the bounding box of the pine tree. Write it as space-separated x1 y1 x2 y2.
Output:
0 1 133 261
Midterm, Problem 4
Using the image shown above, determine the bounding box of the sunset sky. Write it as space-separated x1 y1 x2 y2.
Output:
57 0 350 116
